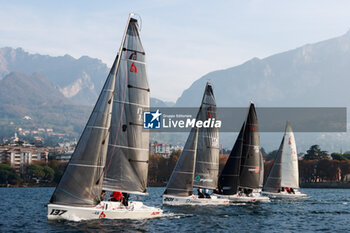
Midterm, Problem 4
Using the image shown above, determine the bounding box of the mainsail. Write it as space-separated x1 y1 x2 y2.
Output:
264 122 299 192
49 55 117 207
239 103 261 189
193 83 220 190
103 16 150 195
164 128 199 197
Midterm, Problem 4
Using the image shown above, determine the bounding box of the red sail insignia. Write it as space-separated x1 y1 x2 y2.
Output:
130 62 137 73
207 111 212 118
99 211 106 219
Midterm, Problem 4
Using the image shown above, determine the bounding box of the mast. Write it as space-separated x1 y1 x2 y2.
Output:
49 51 117 207
164 128 199 197
193 83 220 190
238 103 261 190
103 14 150 195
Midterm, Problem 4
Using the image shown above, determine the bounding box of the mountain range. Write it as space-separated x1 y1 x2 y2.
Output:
172 30 350 151
1 30 350 151
0 48 173 138
176 30 350 108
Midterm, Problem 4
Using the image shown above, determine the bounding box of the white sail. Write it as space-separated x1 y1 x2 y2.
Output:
280 122 299 188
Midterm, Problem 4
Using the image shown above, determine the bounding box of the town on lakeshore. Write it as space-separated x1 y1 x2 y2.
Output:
2 130 350 189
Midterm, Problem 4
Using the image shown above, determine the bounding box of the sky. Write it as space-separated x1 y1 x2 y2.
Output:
1 0 350 102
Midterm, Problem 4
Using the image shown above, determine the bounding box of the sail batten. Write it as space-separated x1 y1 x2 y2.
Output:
113 100 148 108
108 144 149 151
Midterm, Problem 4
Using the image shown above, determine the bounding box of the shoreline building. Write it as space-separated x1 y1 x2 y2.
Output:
0 146 49 174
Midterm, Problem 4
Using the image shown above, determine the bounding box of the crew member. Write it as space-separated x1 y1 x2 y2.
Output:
110 191 123 202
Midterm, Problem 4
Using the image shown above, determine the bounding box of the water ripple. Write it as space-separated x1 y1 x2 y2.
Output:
1 188 350 232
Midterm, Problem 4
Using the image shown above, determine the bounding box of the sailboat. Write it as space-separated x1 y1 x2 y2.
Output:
162 83 229 205
215 103 269 203
48 14 162 220
262 122 307 198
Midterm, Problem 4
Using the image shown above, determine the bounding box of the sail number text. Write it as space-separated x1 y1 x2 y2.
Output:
49 209 67 216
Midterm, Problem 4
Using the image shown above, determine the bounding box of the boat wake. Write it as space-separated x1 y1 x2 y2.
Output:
160 212 193 219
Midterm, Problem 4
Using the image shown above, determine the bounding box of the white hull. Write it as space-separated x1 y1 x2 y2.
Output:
48 201 162 221
262 191 307 199
214 192 270 203
162 194 230 206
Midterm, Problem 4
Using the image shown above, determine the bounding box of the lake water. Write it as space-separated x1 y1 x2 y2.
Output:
0 187 349 232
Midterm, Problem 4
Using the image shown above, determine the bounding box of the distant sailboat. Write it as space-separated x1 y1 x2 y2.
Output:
215 103 269 203
262 122 307 198
48 14 162 220
163 83 229 205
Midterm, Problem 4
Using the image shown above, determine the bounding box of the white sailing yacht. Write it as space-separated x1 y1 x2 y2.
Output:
262 122 307 198
214 103 269 203
162 83 229 206
48 14 162 220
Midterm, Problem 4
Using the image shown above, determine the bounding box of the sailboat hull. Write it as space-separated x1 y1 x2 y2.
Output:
214 192 270 203
48 201 162 221
262 191 307 199
162 194 229 206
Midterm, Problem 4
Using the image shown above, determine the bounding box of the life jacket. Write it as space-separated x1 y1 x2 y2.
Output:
110 192 123 201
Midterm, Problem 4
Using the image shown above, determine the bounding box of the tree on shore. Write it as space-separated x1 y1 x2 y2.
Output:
304 145 329 160
26 164 54 183
265 149 278 161
331 153 347 161
0 164 21 185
